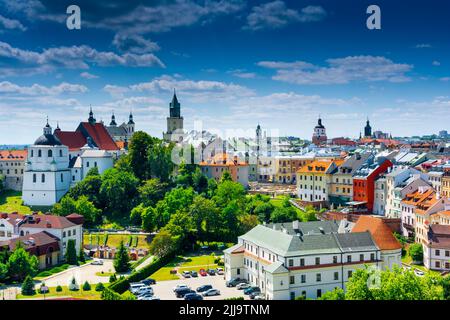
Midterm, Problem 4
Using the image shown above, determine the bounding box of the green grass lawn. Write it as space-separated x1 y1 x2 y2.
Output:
95 271 115 277
83 233 149 249
0 190 32 214
269 196 307 219
148 255 221 281
17 286 102 300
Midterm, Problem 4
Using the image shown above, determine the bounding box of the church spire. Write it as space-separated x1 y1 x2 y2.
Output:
169 89 181 118
88 105 96 124
128 110 135 125
110 111 117 126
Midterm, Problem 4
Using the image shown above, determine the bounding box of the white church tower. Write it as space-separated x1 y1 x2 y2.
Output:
22 120 71 206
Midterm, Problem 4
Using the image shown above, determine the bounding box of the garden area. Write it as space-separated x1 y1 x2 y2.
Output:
0 190 51 214
17 283 104 300
83 232 150 249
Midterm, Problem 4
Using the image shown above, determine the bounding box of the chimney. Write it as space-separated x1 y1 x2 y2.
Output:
292 220 299 230
46 221 52 228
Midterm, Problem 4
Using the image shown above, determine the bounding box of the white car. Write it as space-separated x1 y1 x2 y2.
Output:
130 283 146 294
140 296 160 300
216 268 224 275
136 286 153 295
202 289 220 297
414 269 425 277
253 294 265 300
173 284 189 292
236 283 250 290
91 259 103 265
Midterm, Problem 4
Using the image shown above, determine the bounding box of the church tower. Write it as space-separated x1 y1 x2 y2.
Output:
312 116 327 145
256 124 262 158
163 90 184 142
109 112 117 126
126 111 135 137
364 118 372 138
88 106 96 125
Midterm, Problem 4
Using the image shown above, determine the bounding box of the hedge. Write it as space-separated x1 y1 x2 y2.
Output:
108 254 174 294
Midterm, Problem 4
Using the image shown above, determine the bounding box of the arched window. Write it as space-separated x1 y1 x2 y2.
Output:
61 173 63 182
41 173 45 183
31 150 34 157
48 150 53 157
59 149 63 157
33 174 36 183
38 150 42 157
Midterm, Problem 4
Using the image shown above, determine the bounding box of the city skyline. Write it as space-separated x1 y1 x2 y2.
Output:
0 0 449 144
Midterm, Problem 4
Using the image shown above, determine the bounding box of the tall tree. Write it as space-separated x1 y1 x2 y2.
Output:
148 230 176 258
138 178 168 207
114 241 130 273
189 196 221 241
128 131 154 180
21 275 35 295
65 239 78 265
149 142 173 182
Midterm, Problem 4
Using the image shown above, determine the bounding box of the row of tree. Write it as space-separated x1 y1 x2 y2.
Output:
0 245 38 282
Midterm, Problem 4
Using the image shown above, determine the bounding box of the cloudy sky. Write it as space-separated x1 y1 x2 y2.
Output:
0 0 449 144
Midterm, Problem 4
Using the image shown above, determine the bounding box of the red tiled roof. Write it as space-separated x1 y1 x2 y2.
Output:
352 216 402 250
5 231 60 254
0 150 27 161
21 214 77 229
54 130 87 151
79 122 119 151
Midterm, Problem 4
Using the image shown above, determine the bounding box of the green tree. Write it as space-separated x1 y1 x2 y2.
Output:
130 203 145 226
192 167 208 194
254 202 274 223
113 241 130 273
21 275 35 296
100 168 139 217
141 206 157 232
82 281 91 291
149 142 173 182
153 187 195 228
270 206 297 223
65 239 78 265
207 178 218 198
138 178 168 207
409 243 424 263
95 282 105 292
213 180 246 208
74 195 101 225
162 211 195 249
148 230 176 258
67 173 103 208
345 268 374 300
7 246 39 281
78 246 85 263
0 262 8 282
189 196 221 241
52 196 77 216
220 171 232 183
318 287 345 300
128 131 155 180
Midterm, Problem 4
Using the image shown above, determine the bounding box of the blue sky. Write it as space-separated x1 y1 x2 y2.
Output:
0 0 449 144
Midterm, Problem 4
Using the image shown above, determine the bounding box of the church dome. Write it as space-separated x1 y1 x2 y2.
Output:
34 134 62 146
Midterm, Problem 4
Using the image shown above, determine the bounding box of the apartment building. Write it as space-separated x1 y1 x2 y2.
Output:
424 224 450 271
224 219 401 300
329 153 372 207
442 172 450 198
296 160 343 207
199 153 249 188
428 171 443 195
0 150 27 191
401 186 433 238
373 175 387 215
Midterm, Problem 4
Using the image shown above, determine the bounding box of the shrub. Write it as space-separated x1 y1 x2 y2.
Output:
109 274 117 283
21 275 35 296
56 285 63 292
409 243 424 263
82 281 91 291
95 282 105 292
68 276 79 291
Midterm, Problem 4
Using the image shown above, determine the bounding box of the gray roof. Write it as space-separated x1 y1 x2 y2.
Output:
338 153 372 174
106 125 127 137
334 232 378 252
264 261 289 274
265 220 340 236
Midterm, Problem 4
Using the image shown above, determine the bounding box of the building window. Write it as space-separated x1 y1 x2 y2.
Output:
301 274 306 283
300 258 305 266
315 257 320 265
333 256 338 264
348 270 353 278
86 161 90 167
445 251 450 257
38 150 42 157
237 268 240 275
290 292 295 300
288 259 293 267
61 173 63 182
289 276 295 284
41 174 45 183
347 255 352 263
48 150 53 157
371 253 375 261
59 149 63 157
31 150 34 157
334 272 339 280
436 250 440 256
317 289 322 298
360 254 364 261
435 261 441 268
33 174 36 183
316 273 321 282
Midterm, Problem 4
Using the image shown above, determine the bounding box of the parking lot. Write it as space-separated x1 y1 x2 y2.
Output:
151 275 249 300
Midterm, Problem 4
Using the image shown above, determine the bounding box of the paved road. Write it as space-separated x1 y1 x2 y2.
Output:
135 255 155 271
40 259 117 287
149 275 248 300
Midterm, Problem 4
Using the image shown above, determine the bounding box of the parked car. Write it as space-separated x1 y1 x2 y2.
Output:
207 269 216 276
414 269 425 277
190 271 198 277
201 245 209 250
91 259 103 265
253 294 265 300
173 284 190 292
176 288 196 298
182 271 191 278
140 296 160 300
216 268 224 275
199 269 208 276
184 293 203 300
136 286 153 296
202 289 220 297
140 278 156 286
244 286 260 295
236 283 251 290
196 284 213 293
249 291 262 299
130 283 146 294
137 292 153 300
226 278 246 287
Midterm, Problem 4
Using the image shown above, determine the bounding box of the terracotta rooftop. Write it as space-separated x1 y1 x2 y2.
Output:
54 130 86 151
352 216 402 250
0 150 27 161
200 153 247 167
79 122 119 151
20 214 77 229
297 160 343 174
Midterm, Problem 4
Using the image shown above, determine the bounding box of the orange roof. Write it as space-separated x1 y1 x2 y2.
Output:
115 141 127 149
352 216 402 250
0 150 27 161
438 211 450 217
402 188 435 207
199 153 247 167
297 159 343 174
